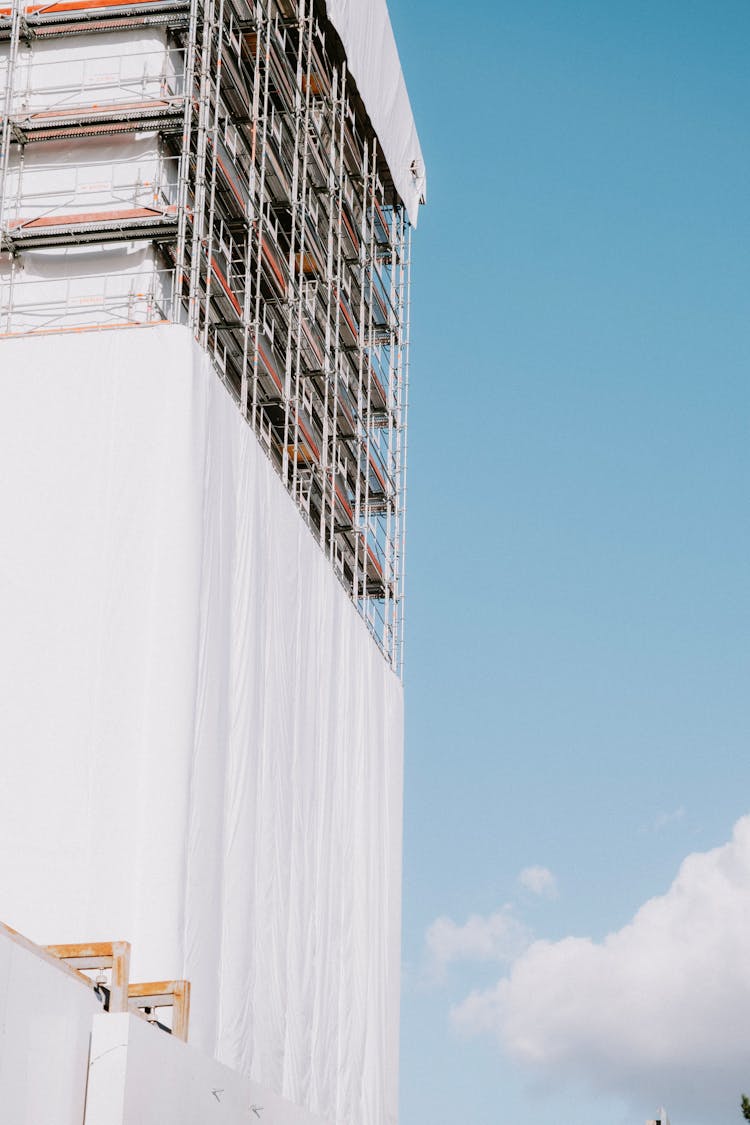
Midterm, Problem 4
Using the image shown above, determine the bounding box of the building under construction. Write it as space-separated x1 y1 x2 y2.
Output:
0 0 425 668
0 0 424 1122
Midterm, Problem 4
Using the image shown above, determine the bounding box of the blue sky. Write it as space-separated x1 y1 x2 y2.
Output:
388 2 750 1123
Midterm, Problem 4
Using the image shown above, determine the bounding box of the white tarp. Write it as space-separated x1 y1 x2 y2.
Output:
323 0 426 225
0 324 403 1125
4 29 181 114
5 136 177 224
0 242 171 334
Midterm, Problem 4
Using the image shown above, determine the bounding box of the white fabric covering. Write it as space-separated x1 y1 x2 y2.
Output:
323 0 425 225
0 324 403 1125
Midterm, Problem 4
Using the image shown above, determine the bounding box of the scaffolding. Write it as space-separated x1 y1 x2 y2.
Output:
0 0 413 673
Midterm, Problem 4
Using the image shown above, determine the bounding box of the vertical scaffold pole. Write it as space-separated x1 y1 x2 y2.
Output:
248 2 271 430
241 0 262 419
174 0 200 322
396 218 411 677
329 60 346 573
0 0 22 332
188 0 217 334
0 0 22 249
200 0 224 353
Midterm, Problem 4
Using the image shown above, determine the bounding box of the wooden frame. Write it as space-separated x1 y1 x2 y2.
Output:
128 979 191 1042
45 940 132 1013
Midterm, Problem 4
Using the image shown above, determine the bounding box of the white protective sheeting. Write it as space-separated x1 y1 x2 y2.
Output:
4 29 181 114
323 0 425 225
0 242 170 334
5 136 178 224
0 324 403 1125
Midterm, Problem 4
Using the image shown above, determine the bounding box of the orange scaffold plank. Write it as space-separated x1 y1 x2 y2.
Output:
1 0 179 16
22 99 177 123
8 205 176 230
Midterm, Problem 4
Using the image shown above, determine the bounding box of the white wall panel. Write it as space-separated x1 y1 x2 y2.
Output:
85 1013 329 1125
0 926 100 1125
0 324 403 1125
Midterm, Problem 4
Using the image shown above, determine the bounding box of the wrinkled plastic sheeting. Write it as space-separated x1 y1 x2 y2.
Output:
323 0 426 225
0 324 403 1125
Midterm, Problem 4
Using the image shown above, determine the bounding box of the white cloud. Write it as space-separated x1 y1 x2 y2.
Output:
452 816 750 1124
518 865 559 899
425 906 531 981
